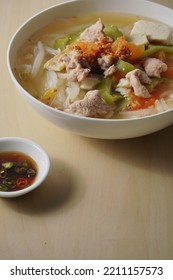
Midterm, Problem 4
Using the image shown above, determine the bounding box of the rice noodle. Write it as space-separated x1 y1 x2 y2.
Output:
57 73 68 79
155 98 172 113
166 93 173 107
119 97 173 118
17 64 32 73
53 89 67 108
45 70 58 89
160 90 173 98
160 98 172 111
118 107 156 118
45 46 61 56
66 82 80 104
31 41 45 77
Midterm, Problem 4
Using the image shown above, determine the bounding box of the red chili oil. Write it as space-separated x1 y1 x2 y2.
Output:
0 151 37 192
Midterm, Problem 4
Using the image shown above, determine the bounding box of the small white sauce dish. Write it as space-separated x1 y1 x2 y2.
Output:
0 137 50 198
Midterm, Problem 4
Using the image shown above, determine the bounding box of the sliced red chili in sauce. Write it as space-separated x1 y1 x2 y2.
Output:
16 177 28 188
0 152 37 192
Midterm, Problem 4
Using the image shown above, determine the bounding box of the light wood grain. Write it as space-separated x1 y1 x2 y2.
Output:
0 0 173 260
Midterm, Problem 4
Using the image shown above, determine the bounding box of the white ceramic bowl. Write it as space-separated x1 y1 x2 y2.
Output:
7 0 173 139
0 137 50 198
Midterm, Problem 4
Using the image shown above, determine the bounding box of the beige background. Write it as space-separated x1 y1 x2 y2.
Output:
0 0 173 260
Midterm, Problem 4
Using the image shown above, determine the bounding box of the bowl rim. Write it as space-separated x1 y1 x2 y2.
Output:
6 0 173 124
0 137 50 198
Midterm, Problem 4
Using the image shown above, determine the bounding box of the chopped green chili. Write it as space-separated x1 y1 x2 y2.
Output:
3 177 16 188
0 152 37 192
0 168 7 178
2 162 14 169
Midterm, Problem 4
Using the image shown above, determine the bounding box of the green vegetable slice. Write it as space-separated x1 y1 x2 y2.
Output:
54 30 83 50
98 77 124 105
115 59 136 74
146 77 173 92
143 44 173 58
54 37 69 51
104 25 123 41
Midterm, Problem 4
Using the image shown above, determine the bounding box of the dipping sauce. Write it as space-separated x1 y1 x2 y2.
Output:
0 151 37 192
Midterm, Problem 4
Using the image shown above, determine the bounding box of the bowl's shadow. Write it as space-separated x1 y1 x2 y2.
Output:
83 124 173 177
3 158 85 215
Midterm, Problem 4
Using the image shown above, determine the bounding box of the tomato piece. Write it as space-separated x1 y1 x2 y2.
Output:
161 66 173 78
130 94 158 110
130 82 171 110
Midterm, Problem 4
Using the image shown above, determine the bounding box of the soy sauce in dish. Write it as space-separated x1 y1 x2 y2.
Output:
0 151 37 192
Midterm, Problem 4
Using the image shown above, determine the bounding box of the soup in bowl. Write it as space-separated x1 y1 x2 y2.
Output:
7 0 173 139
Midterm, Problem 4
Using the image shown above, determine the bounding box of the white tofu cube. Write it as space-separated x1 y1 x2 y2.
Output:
130 20 173 45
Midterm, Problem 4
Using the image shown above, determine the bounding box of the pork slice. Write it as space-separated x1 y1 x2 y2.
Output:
126 69 151 98
117 78 131 88
61 49 79 69
61 49 91 82
143 57 168 78
104 65 117 77
116 78 133 96
68 65 90 82
97 55 116 77
79 19 105 43
65 89 116 118
98 55 113 70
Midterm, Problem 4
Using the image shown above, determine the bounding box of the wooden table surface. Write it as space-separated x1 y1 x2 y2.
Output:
1 0 173 260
